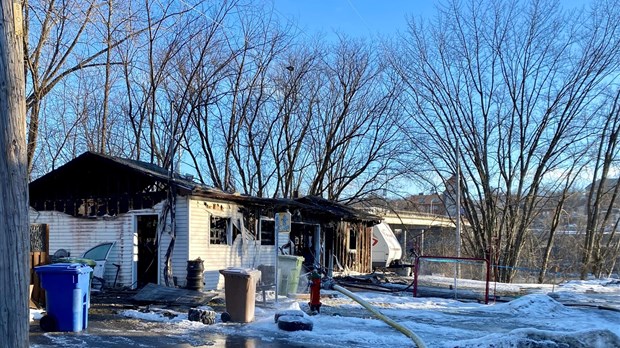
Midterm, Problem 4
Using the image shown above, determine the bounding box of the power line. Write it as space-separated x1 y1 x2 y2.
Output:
345 0 372 34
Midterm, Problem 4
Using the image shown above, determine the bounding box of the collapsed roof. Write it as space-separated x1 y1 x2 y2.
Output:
29 151 379 225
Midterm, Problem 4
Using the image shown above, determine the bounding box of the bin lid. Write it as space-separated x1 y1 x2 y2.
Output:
219 268 261 278
35 263 93 274
278 255 305 262
56 257 97 267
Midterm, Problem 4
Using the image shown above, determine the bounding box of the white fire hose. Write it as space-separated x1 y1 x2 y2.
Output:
332 284 427 348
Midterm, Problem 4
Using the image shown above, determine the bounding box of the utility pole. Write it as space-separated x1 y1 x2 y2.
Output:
456 138 461 262
0 1 30 346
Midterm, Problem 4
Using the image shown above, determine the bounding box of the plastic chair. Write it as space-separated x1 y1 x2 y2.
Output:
50 249 70 263
257 264 275 304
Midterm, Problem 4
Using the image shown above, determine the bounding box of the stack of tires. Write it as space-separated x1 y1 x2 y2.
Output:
188 308 216 325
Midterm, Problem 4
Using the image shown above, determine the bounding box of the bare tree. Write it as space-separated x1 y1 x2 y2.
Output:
582 88 620 278
162 0 244 187
38 78 89 170
227 13 301 197
537 174 584 283
394 0 620 282
0 0 29 346
23 0 100 173
22 0 182 174
269 45 320 198
179 2 296 195
98 0 115 154
176 14 407 202
306 36 406 202
158 0 240 286
117 0 173 162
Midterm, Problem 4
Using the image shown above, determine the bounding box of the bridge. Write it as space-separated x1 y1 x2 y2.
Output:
364 207 458 229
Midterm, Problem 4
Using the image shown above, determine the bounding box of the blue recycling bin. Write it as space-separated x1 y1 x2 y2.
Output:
35 263 92 332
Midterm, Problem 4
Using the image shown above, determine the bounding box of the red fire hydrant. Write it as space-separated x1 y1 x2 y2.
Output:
308 270 322 313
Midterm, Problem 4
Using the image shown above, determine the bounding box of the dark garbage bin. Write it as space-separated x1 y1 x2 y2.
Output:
219 268 261 323
35 263 92 332
186 258 205 291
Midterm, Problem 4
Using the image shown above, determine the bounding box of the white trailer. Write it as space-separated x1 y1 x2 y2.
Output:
371 222 402 268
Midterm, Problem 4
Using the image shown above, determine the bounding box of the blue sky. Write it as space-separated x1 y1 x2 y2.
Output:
271 0 436 39
270 0 590 40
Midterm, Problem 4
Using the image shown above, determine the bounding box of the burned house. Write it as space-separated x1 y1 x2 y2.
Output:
29 152 379 290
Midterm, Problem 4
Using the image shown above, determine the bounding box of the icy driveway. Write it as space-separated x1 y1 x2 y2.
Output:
31 278 620 347
121 285 620 347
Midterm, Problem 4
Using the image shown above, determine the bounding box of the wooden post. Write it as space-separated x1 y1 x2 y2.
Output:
0 0 29 346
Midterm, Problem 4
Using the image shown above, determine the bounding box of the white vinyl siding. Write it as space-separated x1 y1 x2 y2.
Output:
29 194 282 291
29 209 133 287
187 197 276 290
157 197 190 287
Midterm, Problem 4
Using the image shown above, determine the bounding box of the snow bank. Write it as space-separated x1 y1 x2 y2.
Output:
484 294 569 316
122 308 187 323
558 278 620 293
449 328 620 348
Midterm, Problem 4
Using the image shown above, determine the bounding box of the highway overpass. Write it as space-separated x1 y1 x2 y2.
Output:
363 207 458 229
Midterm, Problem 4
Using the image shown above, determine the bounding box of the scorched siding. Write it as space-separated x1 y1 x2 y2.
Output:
29 209 132 287
157 197 190 287
187 197 275 290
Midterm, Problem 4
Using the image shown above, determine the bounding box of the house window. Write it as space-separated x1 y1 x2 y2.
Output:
260 219 275 245
232 219 242 242
348 227 357 250
243 213 258 240
210 216 230 245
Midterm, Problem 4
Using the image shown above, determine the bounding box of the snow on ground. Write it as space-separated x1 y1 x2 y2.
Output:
114 278 620 348
417 274 555 294
547 278 620 307
558 278 619 290
30 309 44 322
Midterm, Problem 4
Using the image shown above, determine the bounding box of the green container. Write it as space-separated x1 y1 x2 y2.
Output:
56 258 96 282
277 255 304 296
57 257 96 268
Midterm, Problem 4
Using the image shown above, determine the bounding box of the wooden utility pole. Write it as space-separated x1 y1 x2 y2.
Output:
0 0 29 347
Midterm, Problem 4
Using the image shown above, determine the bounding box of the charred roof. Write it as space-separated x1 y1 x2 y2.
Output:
29 152 379 224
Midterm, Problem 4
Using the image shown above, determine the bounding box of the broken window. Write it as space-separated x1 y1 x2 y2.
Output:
210 216 229 245
260 219 275 245
232 218 242 242
348 227 357 251
243 212 258 240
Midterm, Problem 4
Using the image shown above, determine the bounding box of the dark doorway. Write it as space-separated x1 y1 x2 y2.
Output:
289 223 317 272
137 215 158 287
322 225 336 274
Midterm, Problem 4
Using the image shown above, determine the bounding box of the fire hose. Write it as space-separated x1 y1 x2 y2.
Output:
329 282 427 348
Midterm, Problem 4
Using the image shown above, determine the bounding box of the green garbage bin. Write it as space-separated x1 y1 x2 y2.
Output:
277 255 304 296
57 257 96 269
56 257 96 284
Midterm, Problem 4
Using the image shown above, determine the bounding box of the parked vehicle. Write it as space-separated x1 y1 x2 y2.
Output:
371 223 402 269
